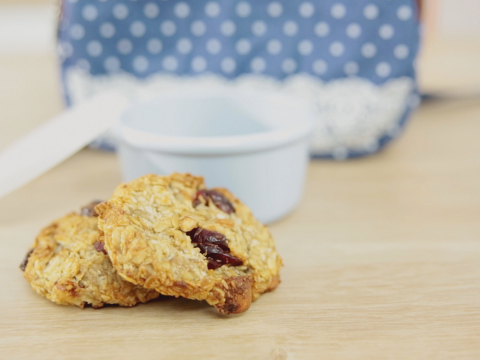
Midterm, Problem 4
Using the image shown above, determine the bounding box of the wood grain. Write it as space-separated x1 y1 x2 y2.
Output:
1 57 480 359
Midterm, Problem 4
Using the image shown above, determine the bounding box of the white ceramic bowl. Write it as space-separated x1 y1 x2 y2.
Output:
117 89 314 223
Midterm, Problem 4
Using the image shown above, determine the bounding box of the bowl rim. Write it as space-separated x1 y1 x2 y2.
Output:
119 89 315 155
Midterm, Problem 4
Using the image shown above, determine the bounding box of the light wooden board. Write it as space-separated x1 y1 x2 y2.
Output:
1 52 480 359
1 98 479 359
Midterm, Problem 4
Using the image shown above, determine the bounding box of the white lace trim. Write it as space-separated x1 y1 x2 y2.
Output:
65 68 415 157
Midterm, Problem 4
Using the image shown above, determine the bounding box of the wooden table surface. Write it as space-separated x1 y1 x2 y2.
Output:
1 53 480 359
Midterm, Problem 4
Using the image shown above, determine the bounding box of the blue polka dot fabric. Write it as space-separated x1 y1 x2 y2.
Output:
58 0 420 159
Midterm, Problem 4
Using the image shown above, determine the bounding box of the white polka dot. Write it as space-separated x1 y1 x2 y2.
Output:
130 21 146 37
221 57 236 74
361 42 377 58
329 41 344 57
70 24 85 40
267 39 282 55
117 39 133 55
59 42 73 58
192 56 207 72
163 56 178 71
346 23 362 38
104 56 121 73
332 147 348 160
191 20 206 36
314 22 330 37
205 2 221 17
147 38 163 54
331 3 346 19
363 4 379 20
236 2 251 17
394 44 409 59
376 62 391 77
113 4 129 20
86 40 102 57
206 39 222 54
174 2 190 18
161 21 176 36
82 5 98 21
235 39 252 55
76 59 90 72
251 20 267 36
298 40 313 56
283 21 298 37
133 56 149 73
100 22 115 38
221 20 236 36
176 38 192 54
267 2 283 17
379 24 395 40
282 58 297 74
299 2 315 18
397 5 412 21
312 59 328 75
251 57 266 73
57 43 67 59
344 61 359 76
144 3 160 19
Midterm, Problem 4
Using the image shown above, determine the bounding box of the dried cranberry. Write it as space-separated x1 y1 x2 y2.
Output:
193 190 235 214
195 243 223 255
93 241 107 255
208 252 244 267
207 259 223 270
187 228 229 251
19 249 34 271
81 200 102 217
187 227 243 270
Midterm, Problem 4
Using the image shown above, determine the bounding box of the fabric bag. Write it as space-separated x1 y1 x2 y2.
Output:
58 0 420 158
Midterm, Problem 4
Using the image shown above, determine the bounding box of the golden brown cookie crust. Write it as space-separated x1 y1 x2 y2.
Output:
23 212 159 308
96 173 282 314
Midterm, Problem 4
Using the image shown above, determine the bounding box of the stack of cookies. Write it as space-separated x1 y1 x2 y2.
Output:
21 173 282 314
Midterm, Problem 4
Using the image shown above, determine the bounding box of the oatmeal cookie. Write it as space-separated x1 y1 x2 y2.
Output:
22 202 159 308
96 173 282 314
